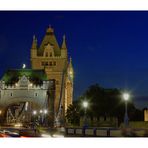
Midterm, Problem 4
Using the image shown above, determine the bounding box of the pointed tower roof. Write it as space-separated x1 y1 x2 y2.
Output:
69 57 73 68
61 35 67 49
31 35 37 49
38 26 61 56
67 57 74 81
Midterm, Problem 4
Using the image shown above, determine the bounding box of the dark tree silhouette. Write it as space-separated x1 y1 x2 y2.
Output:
78 84 143 125
66 101 80 126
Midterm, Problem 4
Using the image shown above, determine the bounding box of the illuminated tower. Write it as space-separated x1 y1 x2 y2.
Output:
30 26 74 117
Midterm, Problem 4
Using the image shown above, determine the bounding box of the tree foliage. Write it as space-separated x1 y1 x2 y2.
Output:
66 84 143 126
65 101 80 126
79 84 143 123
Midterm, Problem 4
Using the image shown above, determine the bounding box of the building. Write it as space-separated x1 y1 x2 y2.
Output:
0 26 74 126
0 69 55 126
31 26 74 118
144 109 148 122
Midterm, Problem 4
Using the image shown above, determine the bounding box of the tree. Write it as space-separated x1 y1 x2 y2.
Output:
78 84 143 125
65 101 80 126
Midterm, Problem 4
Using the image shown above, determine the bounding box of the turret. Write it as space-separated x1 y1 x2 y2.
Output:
61 35 68 58
46 26 54 35
67 57 74 81
31 35 37 58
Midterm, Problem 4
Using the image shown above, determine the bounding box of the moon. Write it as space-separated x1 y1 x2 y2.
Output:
22 64 26 69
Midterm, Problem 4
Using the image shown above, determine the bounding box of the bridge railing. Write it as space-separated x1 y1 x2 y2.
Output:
65 127 148 137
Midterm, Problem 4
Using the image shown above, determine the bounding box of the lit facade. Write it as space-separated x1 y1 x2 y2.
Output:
31 27 74 117
0 69 55 125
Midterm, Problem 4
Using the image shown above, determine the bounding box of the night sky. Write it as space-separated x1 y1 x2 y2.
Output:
0 11 148 109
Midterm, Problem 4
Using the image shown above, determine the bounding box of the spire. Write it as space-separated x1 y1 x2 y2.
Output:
61 35 67 50
69 57 73 68
46 25 54 35
70 57 72 65
68 57 74 81
31 35 37 49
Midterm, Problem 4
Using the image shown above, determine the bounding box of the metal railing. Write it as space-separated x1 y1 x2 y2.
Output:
65 127 148 137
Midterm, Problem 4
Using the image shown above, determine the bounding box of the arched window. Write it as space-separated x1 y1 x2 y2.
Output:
49 61 52 66
45 52 48 57
50 52 52 57
35 93 38 97
10 92 13 97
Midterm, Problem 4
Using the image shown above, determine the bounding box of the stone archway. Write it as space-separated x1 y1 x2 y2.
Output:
2 97 43 125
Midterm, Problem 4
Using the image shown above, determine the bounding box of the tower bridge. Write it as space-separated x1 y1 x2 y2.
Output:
0 26 74 127
0 69 55 125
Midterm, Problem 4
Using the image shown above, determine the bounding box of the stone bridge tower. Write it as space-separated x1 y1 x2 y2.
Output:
30 26 74 117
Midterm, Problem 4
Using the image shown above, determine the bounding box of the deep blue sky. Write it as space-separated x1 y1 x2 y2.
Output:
0 11 148 109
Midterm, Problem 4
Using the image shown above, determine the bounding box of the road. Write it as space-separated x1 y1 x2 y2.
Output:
0 126 65 137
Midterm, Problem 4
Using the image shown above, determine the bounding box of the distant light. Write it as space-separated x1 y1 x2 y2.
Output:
29 83 33 87
22 64 26 69
15 83 18 87
33 110 37 115
0 110 2 115
123 93 130 101
41 134 52 137
14 123 23 127
69 70 73 75
40 110 43 113
82 101 88 108
44 109 48 114
25 102 28 111
52 134 64 138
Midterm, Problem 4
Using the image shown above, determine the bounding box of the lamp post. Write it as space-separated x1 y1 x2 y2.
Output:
43 109 48 126
32 110 37 128
123 93 129 127
39 110 43 125
82 101 88 127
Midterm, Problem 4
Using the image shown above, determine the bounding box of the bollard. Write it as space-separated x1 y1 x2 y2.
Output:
82 126 86 137
74 128 76 135
93 128 97 137
107 129 110 137
65 128 68 135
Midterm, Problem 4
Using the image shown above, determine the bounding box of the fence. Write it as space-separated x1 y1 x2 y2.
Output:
65 127 148 137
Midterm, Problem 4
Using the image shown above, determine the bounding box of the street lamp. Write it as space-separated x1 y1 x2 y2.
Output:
43 109 48 126
83 101 88 109
122 93 130 127
82 101 88 127
44 109 48 114
40 110 43 113
32 110 37 127
33 110 37 115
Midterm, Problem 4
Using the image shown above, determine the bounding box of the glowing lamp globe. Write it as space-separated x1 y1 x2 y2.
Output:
83 101 88 108
123 93 129 101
